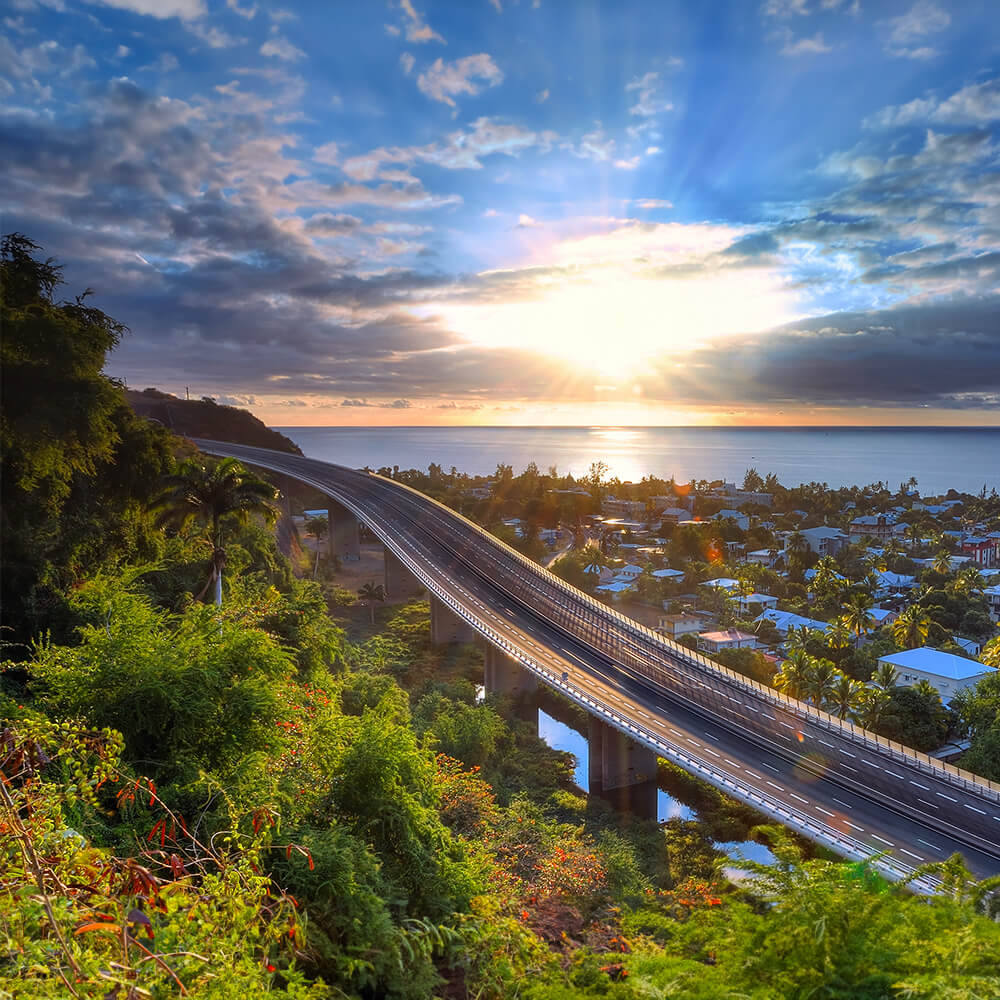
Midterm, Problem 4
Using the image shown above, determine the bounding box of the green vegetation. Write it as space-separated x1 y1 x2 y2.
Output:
3 238 1000 998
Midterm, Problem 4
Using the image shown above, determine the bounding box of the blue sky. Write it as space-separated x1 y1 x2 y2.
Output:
3 0 999 425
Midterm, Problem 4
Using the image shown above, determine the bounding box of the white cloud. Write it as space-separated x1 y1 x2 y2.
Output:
781 31 831 54
187 21 245 47
226 0 257 18
114 44 130 57
417 54 503 107
645 145 661 155
626 71 673 117
635 199 673 209
400 0 444 43
614 155 640 169
516 214 541 228
89 0 206 19
535 88 549 103
887 1 949 45
762 0 810 17
865 78 1000 128
483 208 499 217
260 35 305 60
400 51 415 75
313 141 339 165
489 0 502 10
571 127 615 162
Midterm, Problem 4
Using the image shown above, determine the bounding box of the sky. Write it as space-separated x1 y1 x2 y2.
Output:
3 0 999 427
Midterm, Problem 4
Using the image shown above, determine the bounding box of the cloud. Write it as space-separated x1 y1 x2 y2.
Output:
260 35 305 61
213 393 260 405
383 398 413 408
762 0 810 17
865 78 1000 128
781 31 831 55
340 398 371 406
613 155 640 169
571 127 615 162
89 0 206 19
516 214 541 228
318 180 462 210
304 213 362 235
399 51 415 75
226 0 257 18
626 71 673 116
884 1 949 57
634 198 673 209
313 141 339 165
535 88 549 103
186 21 246 48
399 0 444 43
489 0 502 10
417 53 503 107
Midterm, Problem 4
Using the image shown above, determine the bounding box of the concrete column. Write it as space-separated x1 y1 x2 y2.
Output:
484 644 538 697
588 716 658 820
327 500 360 562
384 545 424 599
430 594 476 645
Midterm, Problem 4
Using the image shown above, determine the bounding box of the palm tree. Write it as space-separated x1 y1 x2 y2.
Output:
872 661 899 691
913 679 940 702
581 543 607 582
304 514 328 578
931 550 953 575
155 457 280 605
981 635 1000 669
825 618 853 651
853 687 890 729
828 674 862 720
773 649 812 700
802 657 840 708
891 606 931 649
357 581 387 624
841 592 875 648
952 566 986 598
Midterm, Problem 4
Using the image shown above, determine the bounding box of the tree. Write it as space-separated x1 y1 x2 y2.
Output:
828 674 862 720
774 650 811 700
358 581 387 624
931 550 954 575
841 592 874 648
304 514 328 578
825 618 853 651
155 456 280 605
801 658 839 709
872 661 899 691
891 606 931 649
854 687 890 729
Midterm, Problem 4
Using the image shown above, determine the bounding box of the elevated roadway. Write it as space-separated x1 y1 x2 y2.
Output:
194 439 1000 886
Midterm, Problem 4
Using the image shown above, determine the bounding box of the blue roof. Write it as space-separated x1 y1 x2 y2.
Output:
879 647 992 681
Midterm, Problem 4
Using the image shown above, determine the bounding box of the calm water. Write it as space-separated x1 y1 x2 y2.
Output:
278 426 999 496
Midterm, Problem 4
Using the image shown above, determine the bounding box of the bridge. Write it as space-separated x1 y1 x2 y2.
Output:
195 439 1000 887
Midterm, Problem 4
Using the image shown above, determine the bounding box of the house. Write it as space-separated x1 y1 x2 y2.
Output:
756 608 831 635
985 584 1000 622
714 509 750 531
849 515 896 541
706 482 773 508
698 629 761 653
595 580 635 597
656 613 706 638
746 547 783 568
659 506 694 524
737 592 779 615
871 570 917 600
616 563 644 580
961 535 999 568
602 497 646 519
652 568 685 580
702 577 740 593
804 566 847 584
799 527 848 556
877 647 995 703
869 607 900 627
953 637 982 657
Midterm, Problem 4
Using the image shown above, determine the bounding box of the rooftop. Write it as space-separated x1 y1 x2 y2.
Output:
879 646 994 681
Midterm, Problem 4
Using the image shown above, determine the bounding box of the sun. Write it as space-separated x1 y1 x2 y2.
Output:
433 264 798 379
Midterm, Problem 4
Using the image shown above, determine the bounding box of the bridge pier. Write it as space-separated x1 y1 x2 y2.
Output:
430 594 476 645
327 500 360 562
483 643 538 727
588 717 659 821
384 545 424 599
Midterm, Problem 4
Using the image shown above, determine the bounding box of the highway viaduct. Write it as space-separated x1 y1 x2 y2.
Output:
195 439 1000 888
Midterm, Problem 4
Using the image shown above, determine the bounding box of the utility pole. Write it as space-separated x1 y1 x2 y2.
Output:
185 386 190 400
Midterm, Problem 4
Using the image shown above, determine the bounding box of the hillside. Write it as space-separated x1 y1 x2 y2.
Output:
127 388 302 454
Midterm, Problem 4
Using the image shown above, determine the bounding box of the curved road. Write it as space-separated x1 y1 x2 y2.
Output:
195 439 1000 885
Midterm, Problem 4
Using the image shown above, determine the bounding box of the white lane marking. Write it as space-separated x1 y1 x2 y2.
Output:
669 729 683 737
885 770 905 780
844 820 865 832
964 803 987 815
790 793 809 804
841 764 857 773
910 780 930 791
724 758 741 768
766 781 784 791
703 748 721 758
832 797 852 809
815 806 835 817
917 838 942 852
745 770 763 780
779 721 795 729
862 759 881 769
917 798 940 810
818 739 834 749
839 749 857 758
936 792 958 803
746 706 759 713
761 761 779 771
900 848 923 860
871 834 894 846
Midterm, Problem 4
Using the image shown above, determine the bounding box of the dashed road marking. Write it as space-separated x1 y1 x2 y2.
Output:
910 781 930 791
761 761 780 771
790 793 809 804
818 739 834 748
766 781 784 791
964 803 987 815
871 834 894 846
844 820 865 832
936 792 958 803
917 838 942 852
724 758 741 768
899 848 923 860
745 770 763 780
917 798 940 810
832 797 852 809
839 749 857 758
815 806 835 817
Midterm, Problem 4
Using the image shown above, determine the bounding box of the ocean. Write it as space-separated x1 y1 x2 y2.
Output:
275 426 1000 497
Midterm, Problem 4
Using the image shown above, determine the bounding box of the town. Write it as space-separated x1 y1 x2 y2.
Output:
306 461 1000 776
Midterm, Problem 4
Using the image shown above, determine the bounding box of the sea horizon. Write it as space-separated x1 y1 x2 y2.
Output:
274 424 1000 497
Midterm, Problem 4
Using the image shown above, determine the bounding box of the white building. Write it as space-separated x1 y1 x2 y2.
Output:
702 577 740 593
877 647 995 703
714 509 750 531
652 568 685 580
799 527 848 556
756 608 831 635
698 629 761 653
737 592 779 614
